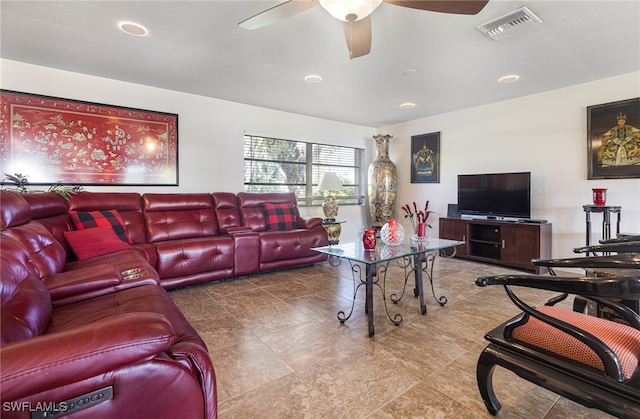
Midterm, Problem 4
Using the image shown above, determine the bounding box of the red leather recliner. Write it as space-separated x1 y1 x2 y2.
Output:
0 191 217 418
0 251 217 418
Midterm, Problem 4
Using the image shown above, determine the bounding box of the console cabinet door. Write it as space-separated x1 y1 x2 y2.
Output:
500 225 519 264
439 218 467 256
516 225 540 267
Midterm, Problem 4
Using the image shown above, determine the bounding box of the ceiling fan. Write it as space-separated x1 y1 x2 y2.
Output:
239 0 489 59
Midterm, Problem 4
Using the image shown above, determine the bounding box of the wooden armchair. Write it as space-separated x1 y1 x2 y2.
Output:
475 270 640 417
533 250 640 318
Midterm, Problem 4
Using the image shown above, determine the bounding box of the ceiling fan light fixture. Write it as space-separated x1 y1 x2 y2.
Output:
319 0 383 22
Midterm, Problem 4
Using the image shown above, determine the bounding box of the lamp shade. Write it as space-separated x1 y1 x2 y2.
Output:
319 0 383 22
318 172 344 191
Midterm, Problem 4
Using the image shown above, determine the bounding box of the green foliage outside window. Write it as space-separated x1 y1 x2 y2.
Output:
244 136 364 206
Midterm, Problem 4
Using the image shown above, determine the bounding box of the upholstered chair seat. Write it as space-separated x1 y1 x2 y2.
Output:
510 305 640 380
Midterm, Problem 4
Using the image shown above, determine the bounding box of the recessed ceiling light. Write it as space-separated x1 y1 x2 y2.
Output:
304 74 323 83
400 102 416 109
119 22 147 36
498 74 520 83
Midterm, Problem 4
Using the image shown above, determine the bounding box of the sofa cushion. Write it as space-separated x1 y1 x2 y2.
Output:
0 190 31 229
63 227 132 260
2 221 67 277
153 236 234 280
264 202 297 231
69 210 132 244
1 252 52 345
22 192 75 254
143 193 219 242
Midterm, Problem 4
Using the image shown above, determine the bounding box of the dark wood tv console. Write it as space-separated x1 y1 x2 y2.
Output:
439 217 552 274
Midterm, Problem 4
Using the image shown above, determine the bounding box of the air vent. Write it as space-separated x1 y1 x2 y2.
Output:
476 6 542 40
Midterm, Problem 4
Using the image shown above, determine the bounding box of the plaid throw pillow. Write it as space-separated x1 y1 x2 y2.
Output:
264 203 297 231
69 210 132 244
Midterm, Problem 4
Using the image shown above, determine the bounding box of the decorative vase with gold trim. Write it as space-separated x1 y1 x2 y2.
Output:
368 134 397 229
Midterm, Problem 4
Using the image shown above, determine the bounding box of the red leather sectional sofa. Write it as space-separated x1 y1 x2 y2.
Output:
0 190 328 418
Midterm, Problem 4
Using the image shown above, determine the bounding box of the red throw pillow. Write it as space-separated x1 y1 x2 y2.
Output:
264 202 297 231
63 227 132 260
69 210 132 244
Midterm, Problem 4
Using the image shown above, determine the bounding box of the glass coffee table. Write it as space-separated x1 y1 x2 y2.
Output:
312 238 464 337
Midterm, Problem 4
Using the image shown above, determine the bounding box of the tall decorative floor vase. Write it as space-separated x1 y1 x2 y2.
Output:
368 134 397 230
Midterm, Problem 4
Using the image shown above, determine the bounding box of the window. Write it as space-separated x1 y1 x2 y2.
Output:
243 135 365 206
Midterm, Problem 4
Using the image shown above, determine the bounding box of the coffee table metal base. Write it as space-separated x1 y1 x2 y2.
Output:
390 251 448 315
312 239 463 337
338 251 449 337
337 261 402 337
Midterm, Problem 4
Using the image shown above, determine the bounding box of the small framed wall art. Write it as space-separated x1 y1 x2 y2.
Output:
411 132 440 183
587 97 640 179
0 90 179 186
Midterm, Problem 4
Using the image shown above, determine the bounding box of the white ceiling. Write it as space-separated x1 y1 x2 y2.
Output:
1 1 639 128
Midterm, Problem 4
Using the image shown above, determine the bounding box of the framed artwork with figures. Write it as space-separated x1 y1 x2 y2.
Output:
587 97 640 179
0 90 179 186
411 132 440 183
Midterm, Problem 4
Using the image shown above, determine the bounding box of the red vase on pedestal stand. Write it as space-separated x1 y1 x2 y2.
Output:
592 188 607 206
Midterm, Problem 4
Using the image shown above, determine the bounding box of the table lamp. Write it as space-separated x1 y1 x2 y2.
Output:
318 172 343 221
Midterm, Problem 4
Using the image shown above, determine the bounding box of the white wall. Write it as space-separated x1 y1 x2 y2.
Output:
380 72 640 259
0 59 376 241
2 59 638 255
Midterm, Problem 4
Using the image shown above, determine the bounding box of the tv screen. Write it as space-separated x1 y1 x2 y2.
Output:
457 172 531 219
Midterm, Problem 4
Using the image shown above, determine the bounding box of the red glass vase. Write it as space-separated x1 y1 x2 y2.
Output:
417 222 426 238
363 228 376 250
592 188 607 206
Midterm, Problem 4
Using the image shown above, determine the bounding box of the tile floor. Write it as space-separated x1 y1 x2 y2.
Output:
169 255 614 418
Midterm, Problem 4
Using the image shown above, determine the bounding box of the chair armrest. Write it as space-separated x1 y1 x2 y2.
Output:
573 242 640 254
600 234 640 244
475 274 640 300
41 263 121 300
0 312 176 401
532 253 640 270
297 217 323 229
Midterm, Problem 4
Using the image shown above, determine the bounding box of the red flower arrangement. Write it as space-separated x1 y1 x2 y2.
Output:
401 200 432 234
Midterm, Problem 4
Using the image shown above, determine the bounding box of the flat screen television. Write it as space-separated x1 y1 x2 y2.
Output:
457 172 531 219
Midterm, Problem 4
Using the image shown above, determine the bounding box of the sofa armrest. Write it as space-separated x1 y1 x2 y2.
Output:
0 312 176 401
41 263 121 300
297 217 323 229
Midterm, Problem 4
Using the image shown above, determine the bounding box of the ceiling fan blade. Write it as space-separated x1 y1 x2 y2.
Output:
239 0 319 30
383 0 489 15
343 16 372 59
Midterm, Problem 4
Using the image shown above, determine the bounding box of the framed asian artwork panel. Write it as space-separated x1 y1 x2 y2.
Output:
0 90 179 186
587 97 640 179
411 132 440 183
